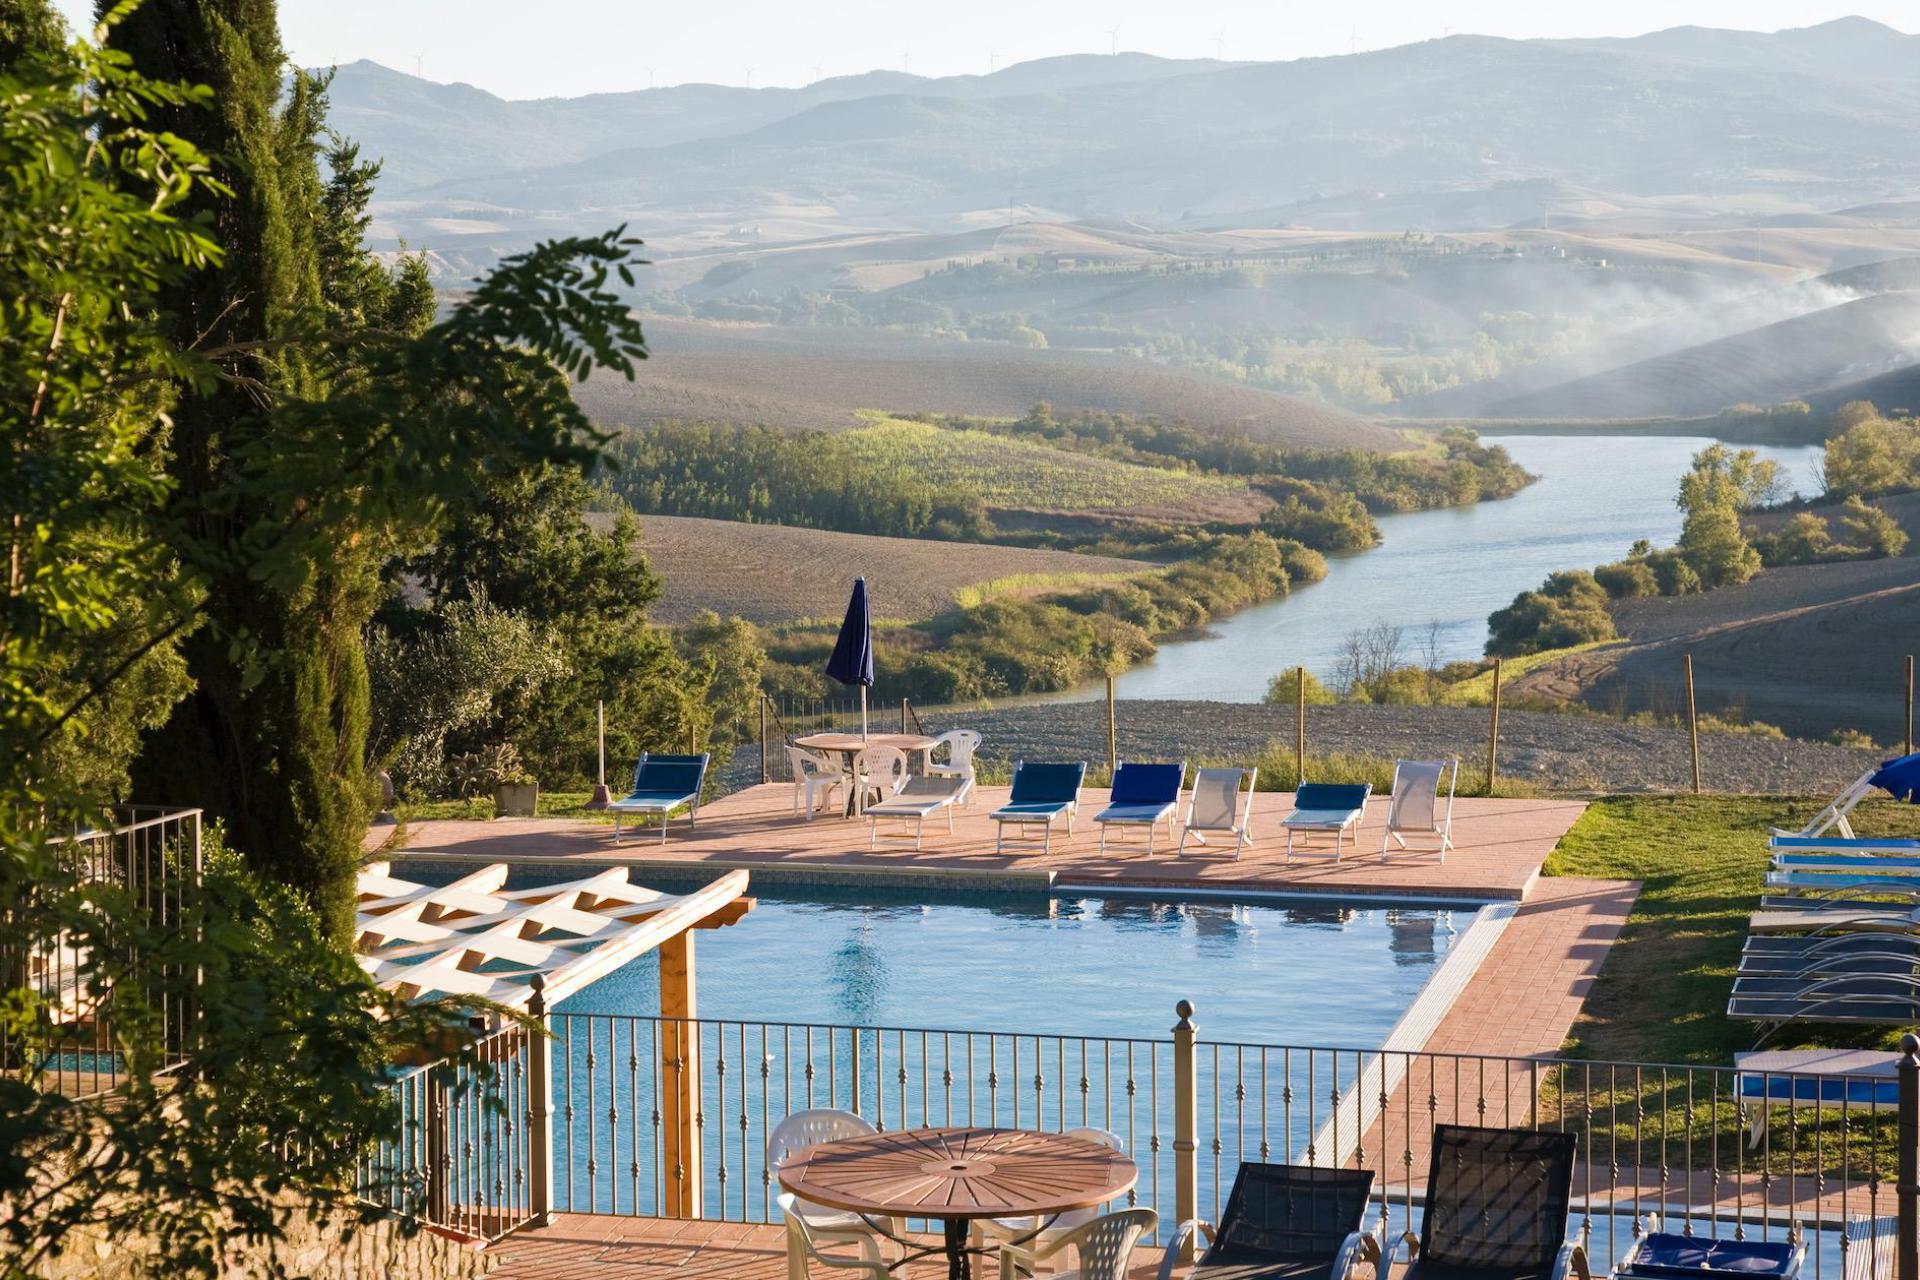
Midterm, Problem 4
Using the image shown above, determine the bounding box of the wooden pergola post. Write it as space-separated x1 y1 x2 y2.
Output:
659 931 702 1218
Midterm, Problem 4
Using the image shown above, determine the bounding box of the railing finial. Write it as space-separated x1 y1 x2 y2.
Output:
1173 999 1195 1031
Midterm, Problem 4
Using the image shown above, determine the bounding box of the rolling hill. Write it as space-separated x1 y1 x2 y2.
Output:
574 319 1402 451
1478 292 1920 419
607 514 1153 625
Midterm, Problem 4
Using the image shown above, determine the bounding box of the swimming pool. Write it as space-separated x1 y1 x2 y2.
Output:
556 879 1463 1043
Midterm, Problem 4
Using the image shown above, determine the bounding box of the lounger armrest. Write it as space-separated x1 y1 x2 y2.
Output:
1156 1219 1215 1280
1331 1229 1381 1280
1550 1240 1591 1280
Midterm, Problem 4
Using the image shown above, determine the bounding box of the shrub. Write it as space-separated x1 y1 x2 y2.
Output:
1486 570 1617 657
1838 495 1910 558
1823 407 1920 498
1646 549 1702 596
1593 559 1658 598
1262 667 1338 706
1757 512 1835 566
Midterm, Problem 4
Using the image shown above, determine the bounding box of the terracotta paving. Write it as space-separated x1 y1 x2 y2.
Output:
389 783 1588 902
483 1212 1167 1279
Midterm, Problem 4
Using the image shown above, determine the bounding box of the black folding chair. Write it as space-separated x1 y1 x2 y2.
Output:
1400 1125 1588 1280
1158 1162 1379 1280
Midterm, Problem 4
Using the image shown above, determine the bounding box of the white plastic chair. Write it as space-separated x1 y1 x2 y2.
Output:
779 1192 891 1280
768 1112 898 1268
851 745 909 816
1000 1207 1157 1280
1381 757 1457 862
788 747 847 821
975 1127 1127 1264
926 729 982 805
1178 767 1257 859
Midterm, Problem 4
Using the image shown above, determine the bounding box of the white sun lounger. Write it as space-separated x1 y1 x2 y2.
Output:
1178 767 1257 858
864 776 963 850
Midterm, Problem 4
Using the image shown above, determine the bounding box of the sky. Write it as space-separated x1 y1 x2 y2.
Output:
52 1 1919 99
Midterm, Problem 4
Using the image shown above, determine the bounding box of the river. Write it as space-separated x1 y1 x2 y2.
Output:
1095 434 1824 703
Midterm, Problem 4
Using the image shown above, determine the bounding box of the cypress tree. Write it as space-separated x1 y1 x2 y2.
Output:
113 1 366 938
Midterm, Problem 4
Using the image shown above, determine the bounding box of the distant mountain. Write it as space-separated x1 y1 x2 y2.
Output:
330 19 1920 228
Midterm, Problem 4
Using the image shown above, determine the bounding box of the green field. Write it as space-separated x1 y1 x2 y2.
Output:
839 417 1264 519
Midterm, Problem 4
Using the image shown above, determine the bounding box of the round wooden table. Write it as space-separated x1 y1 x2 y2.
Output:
793 732 941 817
777 1126 1136 1279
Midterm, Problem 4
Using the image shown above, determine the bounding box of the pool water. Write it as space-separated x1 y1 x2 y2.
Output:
557 880 1460 1043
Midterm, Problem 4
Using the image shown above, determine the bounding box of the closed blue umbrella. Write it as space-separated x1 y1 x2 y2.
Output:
825 577 875 738
1869 751 1920 804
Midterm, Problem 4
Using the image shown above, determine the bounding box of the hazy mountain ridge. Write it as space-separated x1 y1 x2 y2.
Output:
333 19 1920 219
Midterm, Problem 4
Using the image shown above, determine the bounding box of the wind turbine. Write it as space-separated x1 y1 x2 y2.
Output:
902 49 911 74
413 51 424 78
1212 30 1226 60
647 66 658 88
1348 26 1359 55
988 50 999 73
745 66 755 88
812 61 825 83
1107 25 1120 56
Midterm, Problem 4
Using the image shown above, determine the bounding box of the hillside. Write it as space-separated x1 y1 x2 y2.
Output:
606 514 1152 625
1481 292 1920 419
340 20 1920 235
1507 493 1920 742
575 319 1401 450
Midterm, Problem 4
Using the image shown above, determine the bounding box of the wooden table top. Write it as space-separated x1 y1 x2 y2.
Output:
776 1126 1136 1221
793 732 940 753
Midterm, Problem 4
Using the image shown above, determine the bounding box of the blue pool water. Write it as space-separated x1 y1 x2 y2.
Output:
556 879 1459 1042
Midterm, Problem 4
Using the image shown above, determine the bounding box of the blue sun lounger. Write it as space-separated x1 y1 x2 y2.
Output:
1094 761 1184 854
1282 782 1372 862
1770 835 1920 856
608 752 709 845
991 760 1086 854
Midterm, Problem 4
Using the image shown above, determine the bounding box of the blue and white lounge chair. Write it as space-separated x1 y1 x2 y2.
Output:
1282 782 1372 862
1095 762 1184 854
1773 751 1920 839
609 752 709 845
1771 835 1920 857
991 761 1086 854
1733 1049 1899 1148
1617 1228 1803 1279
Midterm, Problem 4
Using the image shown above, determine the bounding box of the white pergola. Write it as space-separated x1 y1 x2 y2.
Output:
355 861 753 1016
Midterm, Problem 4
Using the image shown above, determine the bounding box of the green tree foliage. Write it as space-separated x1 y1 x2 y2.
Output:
1486 570 1617 657
1822 403 1920 499
0 24 487 1277
1837 495 1909 558
1675 445 1764 588
1262 667 1338 706
602 422 995 540
365 591 565 796
1754 512 1836 566
97 6 649 936
1593 559 1658 599
1258 481 1380 551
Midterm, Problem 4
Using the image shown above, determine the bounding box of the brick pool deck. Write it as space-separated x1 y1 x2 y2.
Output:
386 783 1590 901
389 785 1657 1279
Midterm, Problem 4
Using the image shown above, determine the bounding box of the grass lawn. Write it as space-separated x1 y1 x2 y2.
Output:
1547 793 1917 1064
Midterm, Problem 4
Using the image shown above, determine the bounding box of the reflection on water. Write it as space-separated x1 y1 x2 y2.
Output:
1103 435 1824 702
559 880 1457 1046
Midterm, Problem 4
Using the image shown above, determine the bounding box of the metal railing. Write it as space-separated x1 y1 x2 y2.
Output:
376 998 1920 1277
357 983 550 1244
5 806 203 1099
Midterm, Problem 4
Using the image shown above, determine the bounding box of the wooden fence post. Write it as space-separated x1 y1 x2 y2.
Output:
1906 654 1914 758
1685 653 1702 795
759 697 770 784
659 933 702 1218
900 697 908 734
1172 1000 1199 1265
1486 658 1503 795
1106 676 1118 780
1295 666 1306 786
687 722 698 756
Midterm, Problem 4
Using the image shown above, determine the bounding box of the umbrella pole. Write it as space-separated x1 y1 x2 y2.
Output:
586 699 612 809
860 686 869 739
